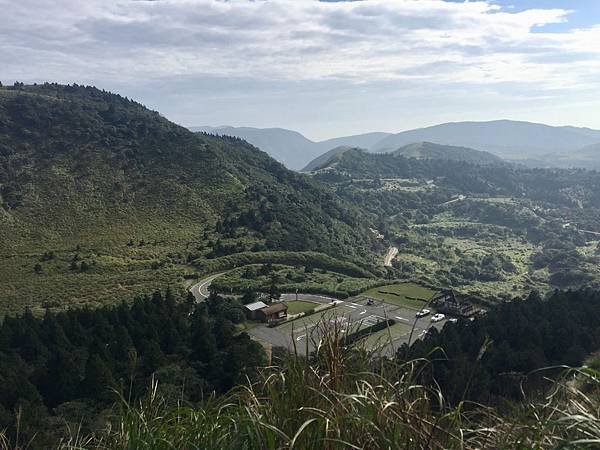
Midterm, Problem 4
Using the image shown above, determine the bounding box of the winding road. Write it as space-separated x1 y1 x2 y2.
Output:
189 273 224 302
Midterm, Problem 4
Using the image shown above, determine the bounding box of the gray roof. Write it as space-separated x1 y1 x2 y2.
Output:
245 301 268 311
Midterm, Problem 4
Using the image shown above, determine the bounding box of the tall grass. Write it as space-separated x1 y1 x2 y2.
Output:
2 323 599 449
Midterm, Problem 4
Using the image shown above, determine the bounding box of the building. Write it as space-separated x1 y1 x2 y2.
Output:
432 290 478 318
255 303 288 323
244 301 268 320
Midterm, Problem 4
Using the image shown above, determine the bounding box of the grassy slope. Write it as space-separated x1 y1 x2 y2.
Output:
361 283 438 310
211 263 380 298
0 84 375 314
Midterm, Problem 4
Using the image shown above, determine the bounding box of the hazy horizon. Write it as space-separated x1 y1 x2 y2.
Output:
190 118 600 143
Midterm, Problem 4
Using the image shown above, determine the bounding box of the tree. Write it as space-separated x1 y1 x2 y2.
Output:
241 290 258 305
269 275 280 301
83 354 116 402
33 263 42 274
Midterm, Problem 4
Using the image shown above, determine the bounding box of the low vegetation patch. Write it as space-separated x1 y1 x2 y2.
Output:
284 300 317 315
211 263 380 299
195 251 375 278
361 282 438 310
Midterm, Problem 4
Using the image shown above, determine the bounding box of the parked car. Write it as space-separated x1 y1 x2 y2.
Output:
366 299 375 306
431 313 445 323
448 318 458 324
416 309 430 318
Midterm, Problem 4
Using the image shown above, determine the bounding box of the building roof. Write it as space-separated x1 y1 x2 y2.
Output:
260 303 288 315
245 301 268 311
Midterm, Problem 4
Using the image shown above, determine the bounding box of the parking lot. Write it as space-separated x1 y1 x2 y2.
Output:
248 294 447 355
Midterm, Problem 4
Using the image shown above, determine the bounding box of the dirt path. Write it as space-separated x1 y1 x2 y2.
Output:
383 246 398 267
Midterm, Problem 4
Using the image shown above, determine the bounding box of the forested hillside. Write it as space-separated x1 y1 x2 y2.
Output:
0 84 376 315
401 289 600 405
311 149 600 298
0 289 265 446
392 142 503 165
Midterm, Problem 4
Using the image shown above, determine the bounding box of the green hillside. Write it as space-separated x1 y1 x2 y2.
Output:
392 141 503 165
301 146 357 172
0 84 376 315
311 148 600 299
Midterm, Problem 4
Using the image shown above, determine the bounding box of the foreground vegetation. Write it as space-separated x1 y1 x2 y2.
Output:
402 289 600 405
0 290 265 447
1 288 599 448
11 331 599 449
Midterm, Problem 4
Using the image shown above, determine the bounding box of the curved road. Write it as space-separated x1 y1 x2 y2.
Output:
189 273 224 302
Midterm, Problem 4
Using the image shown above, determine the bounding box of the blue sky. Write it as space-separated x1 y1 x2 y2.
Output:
2 0 600 140
491 1 600 31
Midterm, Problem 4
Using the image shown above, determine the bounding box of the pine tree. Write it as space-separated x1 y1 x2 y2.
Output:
83 354 117 402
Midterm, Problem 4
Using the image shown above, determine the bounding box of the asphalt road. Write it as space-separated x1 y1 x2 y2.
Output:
189 273 223 302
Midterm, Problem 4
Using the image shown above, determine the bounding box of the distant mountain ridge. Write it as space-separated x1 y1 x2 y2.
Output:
190 126 391 170
302 146 357 172
192 121 600 171
371 120 600 159
553 142 600 170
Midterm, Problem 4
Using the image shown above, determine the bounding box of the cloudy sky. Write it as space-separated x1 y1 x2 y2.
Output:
2 0 600 140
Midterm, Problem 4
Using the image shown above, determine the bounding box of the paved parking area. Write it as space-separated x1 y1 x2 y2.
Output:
247 295 448 355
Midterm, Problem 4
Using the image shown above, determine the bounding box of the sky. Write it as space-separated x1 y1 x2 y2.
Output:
2 0 600 141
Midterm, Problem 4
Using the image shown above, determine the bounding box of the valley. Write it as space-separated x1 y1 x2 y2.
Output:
1 83 599 449
3 0 600 447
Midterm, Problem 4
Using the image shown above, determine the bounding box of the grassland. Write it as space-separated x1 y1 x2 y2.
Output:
283 300 317 315
0 226 200 316
360 283 438 310
388 212 548 301
360 321 414 349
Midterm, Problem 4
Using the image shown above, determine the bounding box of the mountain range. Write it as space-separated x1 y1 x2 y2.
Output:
192 121 600 171
190 126 390 171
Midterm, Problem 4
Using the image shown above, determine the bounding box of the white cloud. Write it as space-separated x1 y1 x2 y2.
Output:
1 0 596 86
1 0 599 136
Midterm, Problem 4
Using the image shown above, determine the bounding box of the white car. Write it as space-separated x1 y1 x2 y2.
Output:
448 318 458 324
415 309 430 318
431 313 445 323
